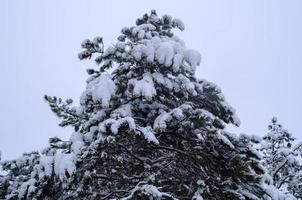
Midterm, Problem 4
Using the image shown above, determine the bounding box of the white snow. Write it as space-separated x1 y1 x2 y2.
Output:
110 117 136 134
183 49 201 71
39 155 54 177
277 148 291 156
111 104 132 118
122 183 174 200
86 73 116 107
172 53 183 72
144 43 155 63
195 109 215 122
137 30 145 39
175 74 197 96
217 132 235 149
263 183 296 200
70 132 84 155
171 108 184 120
153 111 172 131
99 117 136 134
130 34 201 73
172 18 185 31
153 104 193 131
130 73 157 100
18 178 36 198
151 72 173 90
139 184 163 198
103 46 115 57
54 151 76 181
137 126 159 144
193 192 204 200
293 142 302 151
155 42 175 66
132 24 156 36
132 44 144 61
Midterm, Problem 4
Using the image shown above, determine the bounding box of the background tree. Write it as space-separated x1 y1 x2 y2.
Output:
260 117 302 198
0 11 295 200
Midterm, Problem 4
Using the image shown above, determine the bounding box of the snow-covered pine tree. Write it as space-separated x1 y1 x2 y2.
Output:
0 11 291 200
261 117 302 198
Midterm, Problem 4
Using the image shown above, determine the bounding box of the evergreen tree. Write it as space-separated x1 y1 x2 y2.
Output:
261 117 302 198
0 11 294 200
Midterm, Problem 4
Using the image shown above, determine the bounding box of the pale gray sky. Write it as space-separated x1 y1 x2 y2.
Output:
1 0 301 160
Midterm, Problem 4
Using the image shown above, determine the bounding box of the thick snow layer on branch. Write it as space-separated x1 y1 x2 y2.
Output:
172 53 183 72
130 73 156 100
217 132 235 149
18 178 36 199
111 104 132 118
99 117 136 134
0 167 7 176
155 41 175 66
183 49 201 69
54 151 76 181
172 18 185 31
138 184 164 198
132 24 156 37
153 111 172 131
130 36 201 73
263 183 296 200
85 73 116 107
151 72 173 90
153 104 191 131
39 156 54 177
175 74 197 96
70 132 84 155
122 183 175 200
137 126 159 144
193 193 204 200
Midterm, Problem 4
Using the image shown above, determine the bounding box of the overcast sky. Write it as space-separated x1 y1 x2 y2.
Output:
1 0 301 160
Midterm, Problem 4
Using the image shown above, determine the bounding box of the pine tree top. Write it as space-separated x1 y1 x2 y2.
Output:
1 11 290 200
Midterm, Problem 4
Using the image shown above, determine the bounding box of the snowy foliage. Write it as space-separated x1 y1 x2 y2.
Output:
0 10 294 200
260 118 302 199
86 73 116 107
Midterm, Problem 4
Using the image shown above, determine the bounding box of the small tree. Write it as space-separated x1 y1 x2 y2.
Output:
261 117 302 198
0 11 294 200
